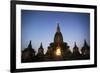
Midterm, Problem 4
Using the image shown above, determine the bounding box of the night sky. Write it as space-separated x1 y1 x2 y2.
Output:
21 10 90 53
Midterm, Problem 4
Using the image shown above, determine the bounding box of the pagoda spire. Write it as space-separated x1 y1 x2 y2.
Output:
57 23 60 32
73 42 78 49
73 42 80 56
40 42 43 49
75 42 77 47
54 23 63 43
27 40 32 48
81 40 90 56
84 39 87 46
37 42 44 56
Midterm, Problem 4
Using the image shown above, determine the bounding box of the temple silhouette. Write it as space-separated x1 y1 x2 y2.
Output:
21 23 90 62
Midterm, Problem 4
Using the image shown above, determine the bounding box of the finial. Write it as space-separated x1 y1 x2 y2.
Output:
57 23 60 32
28 40 32 48
40 42 43 48
75 42 76 46
84 39 87 46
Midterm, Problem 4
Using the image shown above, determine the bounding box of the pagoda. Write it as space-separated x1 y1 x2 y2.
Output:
81 40 90 59
46 23 71 60
21 40 36 62
36 43 44 61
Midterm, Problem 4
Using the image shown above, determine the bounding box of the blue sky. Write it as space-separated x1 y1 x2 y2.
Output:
21 10 90 53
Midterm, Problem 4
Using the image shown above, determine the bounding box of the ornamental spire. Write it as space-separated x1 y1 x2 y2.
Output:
75 42 77 47
57 23 60 32
74 42 78 48
27 40 32 48
40 42 43 49
84 39 87 46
